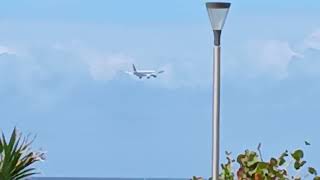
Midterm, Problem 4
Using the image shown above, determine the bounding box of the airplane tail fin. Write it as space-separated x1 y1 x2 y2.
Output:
132 64 137 72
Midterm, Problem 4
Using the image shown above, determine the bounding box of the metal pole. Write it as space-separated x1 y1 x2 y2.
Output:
212 45 221 180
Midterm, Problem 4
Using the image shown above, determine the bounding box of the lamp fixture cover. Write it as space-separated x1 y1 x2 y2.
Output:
206 2 231 30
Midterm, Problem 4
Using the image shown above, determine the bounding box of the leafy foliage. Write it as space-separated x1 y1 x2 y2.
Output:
225 144 319 180
0 128 45 180
220 151 235 180
193 142 320 180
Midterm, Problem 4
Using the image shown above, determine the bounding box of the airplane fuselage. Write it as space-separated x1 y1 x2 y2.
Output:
134 70 157 78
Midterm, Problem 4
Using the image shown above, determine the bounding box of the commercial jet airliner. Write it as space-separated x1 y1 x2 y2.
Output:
125 64 164 79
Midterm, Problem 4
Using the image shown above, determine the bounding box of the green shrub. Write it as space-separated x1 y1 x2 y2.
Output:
193 142 320 180
0 128 45 180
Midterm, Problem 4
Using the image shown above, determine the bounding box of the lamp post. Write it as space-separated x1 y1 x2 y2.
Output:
206 2 231 180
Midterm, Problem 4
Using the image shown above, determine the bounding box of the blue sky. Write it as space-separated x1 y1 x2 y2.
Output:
1 0 320 178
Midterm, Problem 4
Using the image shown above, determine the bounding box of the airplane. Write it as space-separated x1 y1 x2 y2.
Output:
125 64 164 79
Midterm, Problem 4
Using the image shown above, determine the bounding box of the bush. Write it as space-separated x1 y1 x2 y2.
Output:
193 142 320 180
0 128 45 180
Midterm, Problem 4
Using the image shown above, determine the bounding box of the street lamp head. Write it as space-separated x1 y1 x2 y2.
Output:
206 2 231 46
206 2 231 31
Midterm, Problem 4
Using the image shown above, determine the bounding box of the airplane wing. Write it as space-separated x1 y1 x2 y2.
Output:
146 74 157 78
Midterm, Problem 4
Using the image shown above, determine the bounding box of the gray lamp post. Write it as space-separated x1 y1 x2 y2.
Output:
206 2 231 180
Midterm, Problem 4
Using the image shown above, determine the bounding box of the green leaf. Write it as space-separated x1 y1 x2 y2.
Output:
309 167 318 175
292 149 304 161
305 141 311 146
278 150 288 166
270 158 278 166
278 157 286 166
256 162 269 170
314 176 320 180
237 154 246 165
294 160 306 170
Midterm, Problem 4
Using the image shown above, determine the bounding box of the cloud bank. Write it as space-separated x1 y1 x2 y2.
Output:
226 29 320 80
1 27 320 97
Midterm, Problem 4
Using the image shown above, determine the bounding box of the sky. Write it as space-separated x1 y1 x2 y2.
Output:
1 0 320 178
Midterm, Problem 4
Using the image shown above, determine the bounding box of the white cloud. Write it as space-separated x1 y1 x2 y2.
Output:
0 23 213 89
0 45 15 55
0 52 54 109
304 29 320 50
235 29 320 80
51 42 210 89
244 40 301 79
3 25 320 93
84 53 134 81
50 42 136 81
